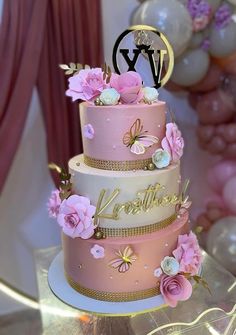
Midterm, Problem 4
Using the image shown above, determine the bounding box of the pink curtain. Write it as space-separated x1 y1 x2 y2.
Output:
0 0 103 192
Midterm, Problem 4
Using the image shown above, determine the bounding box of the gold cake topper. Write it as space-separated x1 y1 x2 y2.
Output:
112 25 174 89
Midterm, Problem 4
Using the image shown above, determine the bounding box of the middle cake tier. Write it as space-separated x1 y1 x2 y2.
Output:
69 155 181 235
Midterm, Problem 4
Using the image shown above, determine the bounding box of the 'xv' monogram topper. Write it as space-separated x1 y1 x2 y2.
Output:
112 25 174 89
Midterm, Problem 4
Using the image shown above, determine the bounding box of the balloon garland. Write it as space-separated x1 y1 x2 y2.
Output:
132 0 236 273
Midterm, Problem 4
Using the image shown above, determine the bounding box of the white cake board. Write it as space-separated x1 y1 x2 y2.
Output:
48 251 166 316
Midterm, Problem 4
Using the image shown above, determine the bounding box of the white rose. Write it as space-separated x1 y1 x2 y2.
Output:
161 256 180 276
100 88 120 105
143 87 159 104
152 149 171 169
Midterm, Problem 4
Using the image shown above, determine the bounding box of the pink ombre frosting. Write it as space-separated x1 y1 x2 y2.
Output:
80 101 166 162
62 211 189 298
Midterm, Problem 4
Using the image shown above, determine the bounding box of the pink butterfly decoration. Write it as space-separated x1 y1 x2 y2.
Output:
108 246 137 273
123 119 159 155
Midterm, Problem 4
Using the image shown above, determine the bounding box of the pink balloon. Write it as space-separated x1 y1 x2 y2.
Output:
223 176 236 214
223 124 236 143
196 90 235 125
188 92 202 109
197 125 215 143
207 136 226 154
190 63 223 93
207 160 236 193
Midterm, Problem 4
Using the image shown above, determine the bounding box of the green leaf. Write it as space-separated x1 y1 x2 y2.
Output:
59 64 70 70
65 69 74 75
69 62 76 70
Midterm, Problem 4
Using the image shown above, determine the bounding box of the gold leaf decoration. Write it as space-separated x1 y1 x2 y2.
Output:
102 62 112 84
48 163 72 201
59 63 91 76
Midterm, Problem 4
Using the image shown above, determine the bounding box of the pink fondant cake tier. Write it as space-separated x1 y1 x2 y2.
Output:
62 211 189 302
80 101 166 170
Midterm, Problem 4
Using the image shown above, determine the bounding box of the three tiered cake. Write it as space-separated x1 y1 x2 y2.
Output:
47 26 204 308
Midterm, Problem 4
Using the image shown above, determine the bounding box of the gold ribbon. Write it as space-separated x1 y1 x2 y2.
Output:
84 155 152 171
66 273 160 302
97 213 176 237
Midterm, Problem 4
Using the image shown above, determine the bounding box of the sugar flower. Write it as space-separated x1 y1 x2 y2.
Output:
83 124 94 139
172 231 202 276
160 274 192 307
161 123 184 162
161 256 180 276
57 194 96 239
90 244 105 259
66 68 109 102
143 87 159 104
99 88 120 105
152 148 171 169
47 189 61 218
154 267 163 278
110 71 143 104
187 0 211 32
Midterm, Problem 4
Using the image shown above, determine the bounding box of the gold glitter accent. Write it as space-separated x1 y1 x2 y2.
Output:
97 214 176 237
65 274 160 302
84 155 152 171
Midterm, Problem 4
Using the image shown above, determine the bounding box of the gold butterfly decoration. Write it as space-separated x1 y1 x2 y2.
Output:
123 119 159 155
48 163 72 201
108 246 137 273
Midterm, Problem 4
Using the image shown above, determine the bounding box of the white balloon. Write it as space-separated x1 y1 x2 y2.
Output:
209 21 236 57
131 0 193 57
189 32 204 48
207 216 236 275
226 0 236 5
171 49 210 86
207 0 222 11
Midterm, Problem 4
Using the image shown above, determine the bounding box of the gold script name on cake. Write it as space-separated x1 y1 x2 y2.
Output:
93 182 181 226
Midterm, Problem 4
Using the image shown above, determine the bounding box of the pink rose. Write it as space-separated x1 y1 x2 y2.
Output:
173 231 202 276
47 189 61 218
57 195 96 239
66 68 109 102
161 123 184 162
160 274 192 307
110 71 143 104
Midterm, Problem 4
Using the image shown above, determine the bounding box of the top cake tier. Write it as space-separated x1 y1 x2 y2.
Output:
80 101 166 171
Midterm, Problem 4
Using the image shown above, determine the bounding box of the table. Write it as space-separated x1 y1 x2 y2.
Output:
35 246 236 335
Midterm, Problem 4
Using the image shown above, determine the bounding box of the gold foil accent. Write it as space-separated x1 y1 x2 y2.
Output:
65 274 160 302
84 155 152 171
97 213 176 237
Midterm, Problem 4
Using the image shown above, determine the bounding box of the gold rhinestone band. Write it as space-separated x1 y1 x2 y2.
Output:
66 273 160 302
98 214 176 237
84 155 152 171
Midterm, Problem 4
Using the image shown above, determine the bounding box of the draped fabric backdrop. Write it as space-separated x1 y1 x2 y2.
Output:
0 0 103 191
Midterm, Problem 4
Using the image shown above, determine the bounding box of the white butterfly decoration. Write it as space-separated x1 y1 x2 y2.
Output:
123 119 159 155
108 246 137 273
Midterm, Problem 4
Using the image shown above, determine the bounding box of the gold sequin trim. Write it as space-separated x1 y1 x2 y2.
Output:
98 214 176 237
66 274 160 302
84 155 152 171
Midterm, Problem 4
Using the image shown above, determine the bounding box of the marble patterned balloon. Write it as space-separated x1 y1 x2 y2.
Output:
206 216 236 275
171 49 210 86
209 21 236 57
131 0 192 57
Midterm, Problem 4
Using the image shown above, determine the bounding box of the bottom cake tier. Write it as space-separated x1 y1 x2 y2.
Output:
62 211 189 302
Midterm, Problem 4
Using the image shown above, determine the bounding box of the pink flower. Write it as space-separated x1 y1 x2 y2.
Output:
173 231 202 276
57 195 96 239
83 124 94 139
66 68 109 102
161 123 184 162
160 274 192 307
110 71 143 104
47 189 61 218
90 244 105 259
193 16 210 32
